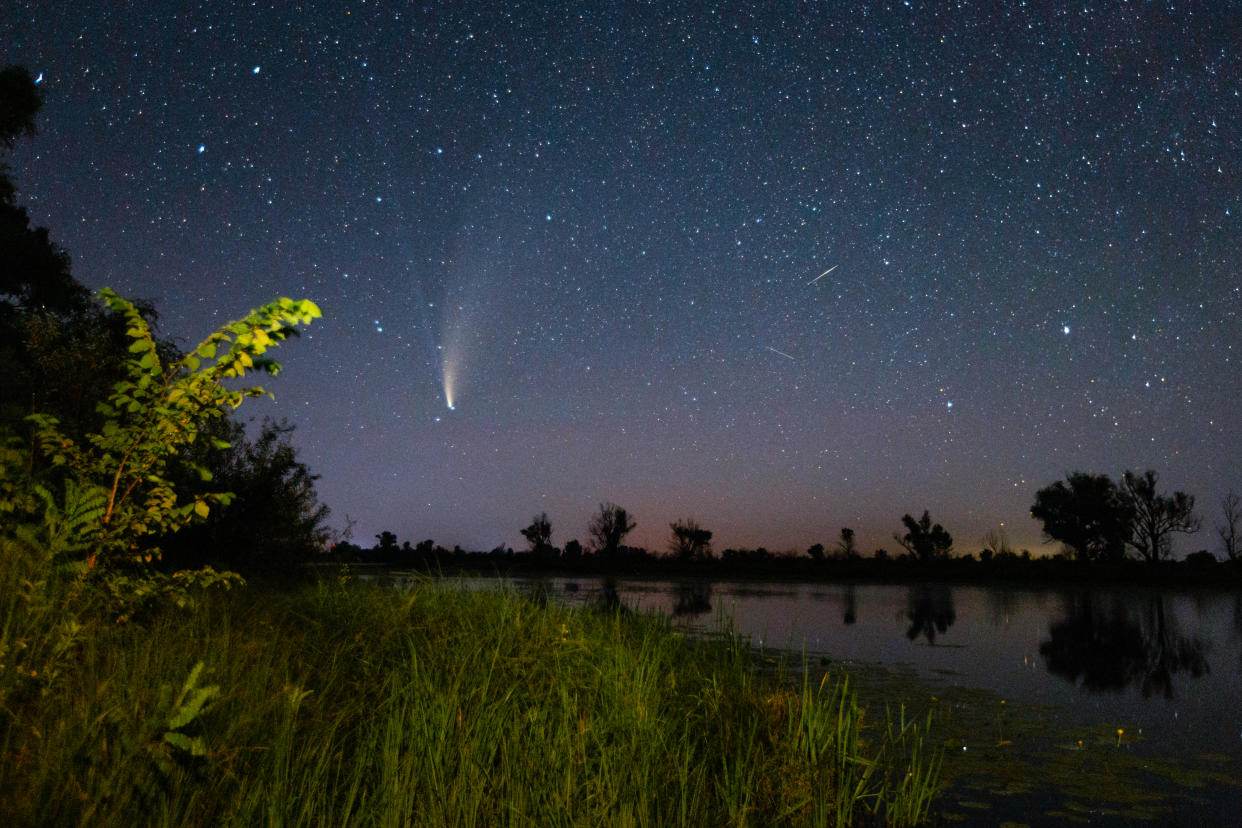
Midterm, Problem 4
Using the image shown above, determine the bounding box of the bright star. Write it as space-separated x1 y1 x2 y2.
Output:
1062 325 1071 335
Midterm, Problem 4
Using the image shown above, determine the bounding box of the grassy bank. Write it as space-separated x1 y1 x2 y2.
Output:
0 556 940 826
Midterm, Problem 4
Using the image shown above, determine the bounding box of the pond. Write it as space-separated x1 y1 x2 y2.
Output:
394 573 1242 824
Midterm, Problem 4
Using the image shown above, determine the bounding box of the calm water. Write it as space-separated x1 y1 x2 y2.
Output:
409 574 1242 823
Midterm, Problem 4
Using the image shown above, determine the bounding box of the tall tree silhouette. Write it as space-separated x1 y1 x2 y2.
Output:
589 502 636 558
1030 472 1131 562
1119 470 1199 562
0 65 85 315
1 63 120 436
669 518 712 561
521 512 553 556
836 527 858 558
894 510 953 561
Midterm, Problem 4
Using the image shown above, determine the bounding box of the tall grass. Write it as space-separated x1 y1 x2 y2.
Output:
0 553 940 826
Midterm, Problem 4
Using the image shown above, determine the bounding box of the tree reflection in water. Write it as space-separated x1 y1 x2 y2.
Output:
842 584 857 625
592 576 625 613
1040 592 1209 698
1234 594 1242 670
672 581 713 617
904 584 956 645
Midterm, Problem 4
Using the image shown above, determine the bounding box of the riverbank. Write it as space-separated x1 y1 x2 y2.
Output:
333 550 1242 590
0 565 939 826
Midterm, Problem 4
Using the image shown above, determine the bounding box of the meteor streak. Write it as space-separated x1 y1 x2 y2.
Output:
808 264 838 284
766 346 795 360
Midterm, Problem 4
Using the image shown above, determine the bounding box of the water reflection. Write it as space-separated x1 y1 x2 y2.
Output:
1234 595 1242 669
593 576 626 613
672 581 713 617
903 584 956 645
842 584 857 625
1040 592 1209 698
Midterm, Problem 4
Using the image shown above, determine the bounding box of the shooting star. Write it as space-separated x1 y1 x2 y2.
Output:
807 264 838 285
766 346 796 361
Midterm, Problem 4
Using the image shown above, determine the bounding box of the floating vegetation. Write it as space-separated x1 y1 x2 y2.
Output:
793 658 1242 824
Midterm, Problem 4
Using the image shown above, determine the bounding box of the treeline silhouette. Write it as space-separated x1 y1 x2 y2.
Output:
331 487 1242 587
319 466 1234 592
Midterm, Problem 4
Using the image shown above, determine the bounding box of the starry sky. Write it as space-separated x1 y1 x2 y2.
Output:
4 2 1240 557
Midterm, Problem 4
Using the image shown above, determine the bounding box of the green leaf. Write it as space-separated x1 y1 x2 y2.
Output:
193 500 210 519
163 731 207 756
168 686 217 730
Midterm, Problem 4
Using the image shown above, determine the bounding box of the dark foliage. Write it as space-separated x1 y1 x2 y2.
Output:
521 512 555 560
589 502 636 558
159 418 331 579
1121 469 1200 563
669 518 712 561
1031 473 1131 562
894 510 953 562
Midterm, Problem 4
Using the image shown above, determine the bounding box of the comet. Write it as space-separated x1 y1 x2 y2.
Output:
443 364 456 410
807 264 838 284
766 346 795 360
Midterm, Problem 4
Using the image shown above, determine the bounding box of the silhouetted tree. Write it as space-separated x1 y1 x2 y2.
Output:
1030 472 1131 562
563 538 583 559
521 512 553 555
160 417 331 577
669 518 712 561
836 527 858 559
979 528 1015 562
1217 490 1240 561
589 502 636 558
0 66 41 150
375 531 400 561
894 510 953 562
1 64 43 204
0 65 85 316
1 64 119 439
1120 469 1199 563
806 542 825 562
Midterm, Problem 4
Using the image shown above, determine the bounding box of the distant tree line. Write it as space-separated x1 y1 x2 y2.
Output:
342 469 1242 584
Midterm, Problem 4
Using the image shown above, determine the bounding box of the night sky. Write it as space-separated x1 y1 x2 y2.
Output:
4 2 1240 557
